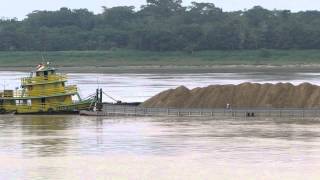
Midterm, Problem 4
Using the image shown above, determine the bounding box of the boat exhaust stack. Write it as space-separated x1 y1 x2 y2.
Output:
96 88 103 111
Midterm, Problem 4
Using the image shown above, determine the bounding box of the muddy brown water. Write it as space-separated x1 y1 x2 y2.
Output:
1 115 320 179
1 71 320 179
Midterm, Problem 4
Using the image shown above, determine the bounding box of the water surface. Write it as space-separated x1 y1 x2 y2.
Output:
0 71 320 179
0 116 320 179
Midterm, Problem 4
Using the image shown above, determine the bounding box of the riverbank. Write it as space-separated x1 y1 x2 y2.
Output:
0 49 320 65
3 64 320 74
1 49 320 73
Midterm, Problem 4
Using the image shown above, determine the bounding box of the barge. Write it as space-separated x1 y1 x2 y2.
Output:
80 103 320 119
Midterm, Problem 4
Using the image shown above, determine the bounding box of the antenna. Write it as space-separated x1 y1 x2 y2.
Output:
97 76 100 89
1 80 4 98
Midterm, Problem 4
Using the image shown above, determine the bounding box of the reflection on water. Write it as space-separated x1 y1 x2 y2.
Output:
20 116 74 158
1 115 320 179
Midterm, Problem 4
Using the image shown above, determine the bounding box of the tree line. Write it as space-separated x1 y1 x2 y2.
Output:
1 0 320 52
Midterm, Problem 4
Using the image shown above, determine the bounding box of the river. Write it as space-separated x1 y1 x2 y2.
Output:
1 71 320 102
0 71 320 179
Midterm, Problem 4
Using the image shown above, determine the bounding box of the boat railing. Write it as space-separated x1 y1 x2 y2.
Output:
10 85 78 97
21 74 67 86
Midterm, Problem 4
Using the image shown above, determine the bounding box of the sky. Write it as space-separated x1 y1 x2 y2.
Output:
1 0 319 20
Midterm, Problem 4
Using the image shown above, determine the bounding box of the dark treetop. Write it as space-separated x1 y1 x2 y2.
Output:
1 0 320 51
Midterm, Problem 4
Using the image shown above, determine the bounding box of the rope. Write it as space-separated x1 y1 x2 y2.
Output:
82 93 96 100
102 91 119 102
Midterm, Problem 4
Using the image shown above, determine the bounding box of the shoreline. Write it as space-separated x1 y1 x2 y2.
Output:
2 64 320 73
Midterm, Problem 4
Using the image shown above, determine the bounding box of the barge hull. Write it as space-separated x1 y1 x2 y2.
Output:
80 104 320 119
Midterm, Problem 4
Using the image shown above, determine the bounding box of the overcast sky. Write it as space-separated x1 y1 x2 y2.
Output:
1 0 319 19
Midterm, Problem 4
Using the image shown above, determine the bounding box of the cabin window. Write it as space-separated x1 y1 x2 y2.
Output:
44 71 48 76
44 71 48 80
41 98 45 104
37 71 44 76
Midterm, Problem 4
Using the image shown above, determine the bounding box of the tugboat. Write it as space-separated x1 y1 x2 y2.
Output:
0 63 97 114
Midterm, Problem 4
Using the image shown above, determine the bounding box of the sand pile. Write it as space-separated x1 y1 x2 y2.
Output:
142 83 320 108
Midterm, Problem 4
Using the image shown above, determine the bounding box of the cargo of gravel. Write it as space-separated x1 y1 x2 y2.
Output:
142 82 320 108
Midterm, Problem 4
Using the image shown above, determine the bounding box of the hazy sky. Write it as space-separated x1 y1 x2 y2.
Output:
1 0 319 19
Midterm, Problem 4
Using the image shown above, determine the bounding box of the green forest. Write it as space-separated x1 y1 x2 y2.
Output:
1 0 320 52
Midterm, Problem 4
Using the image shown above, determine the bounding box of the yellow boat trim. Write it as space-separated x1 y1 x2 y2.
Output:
21 74 67 86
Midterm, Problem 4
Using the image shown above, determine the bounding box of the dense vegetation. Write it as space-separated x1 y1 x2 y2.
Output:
1 0 320 52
